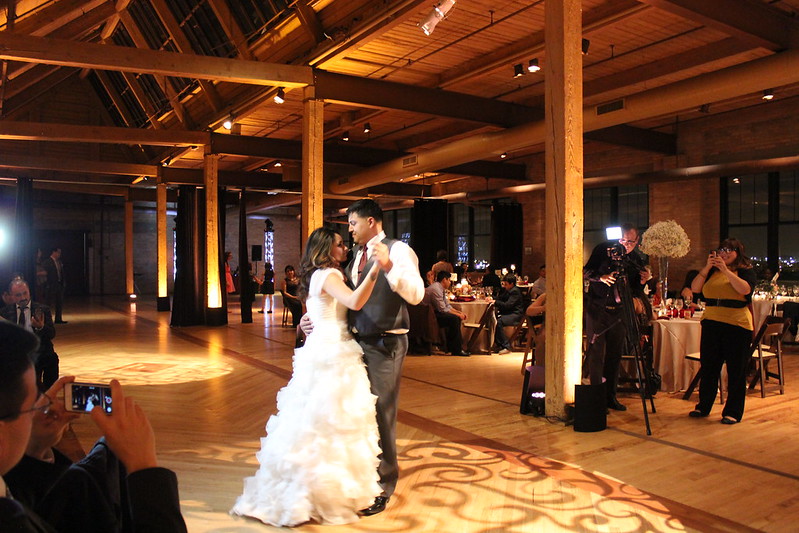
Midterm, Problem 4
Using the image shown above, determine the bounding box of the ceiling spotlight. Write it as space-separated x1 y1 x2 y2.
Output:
513 63 524 78
274 87 285 104
762 88 774 101
732 177 741 184
500 152 508 159
273 160 282 168
363 122 371 134
582 38 590 55
162 156 172 167
222 114 234 130
418 0 456 36
341 130 350 142
527 58 540 73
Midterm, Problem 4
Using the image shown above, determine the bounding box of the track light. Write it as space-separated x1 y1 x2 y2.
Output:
527 58 540 73
162 157 172 167
418 0 456 36
582 38 590 55
363 122 371 134
274 87 285 104
762 88 774 101
273 160 282 168
341 130 350 141
223 114 234 130
513 64 524 78
500 152 508 159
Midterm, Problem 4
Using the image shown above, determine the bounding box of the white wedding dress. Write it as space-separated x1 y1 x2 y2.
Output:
231 268 381 526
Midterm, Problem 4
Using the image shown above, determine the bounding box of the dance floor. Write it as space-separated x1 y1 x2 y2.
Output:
54 297 799 532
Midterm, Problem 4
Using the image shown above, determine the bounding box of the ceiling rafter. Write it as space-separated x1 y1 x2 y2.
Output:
0 120 209 146
148 0 223 112
293 0 325 44
637 0 799 51
205 0 253 60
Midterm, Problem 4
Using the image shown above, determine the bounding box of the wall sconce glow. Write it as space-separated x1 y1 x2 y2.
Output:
418 0 456 36
274 87 285 104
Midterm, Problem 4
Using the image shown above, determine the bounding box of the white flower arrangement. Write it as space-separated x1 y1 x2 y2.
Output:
639 220 690 258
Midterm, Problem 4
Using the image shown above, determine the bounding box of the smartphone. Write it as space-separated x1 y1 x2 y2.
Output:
65 382 113 414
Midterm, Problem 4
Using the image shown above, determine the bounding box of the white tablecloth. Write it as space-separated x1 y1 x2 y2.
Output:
651 318 702 392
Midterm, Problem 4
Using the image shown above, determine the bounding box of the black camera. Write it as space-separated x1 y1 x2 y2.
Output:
606 241 626 260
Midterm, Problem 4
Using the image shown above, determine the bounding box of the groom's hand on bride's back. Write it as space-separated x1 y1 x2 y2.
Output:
299 314 314 336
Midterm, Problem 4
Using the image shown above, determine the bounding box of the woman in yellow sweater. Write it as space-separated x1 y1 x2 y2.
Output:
689 238 756 424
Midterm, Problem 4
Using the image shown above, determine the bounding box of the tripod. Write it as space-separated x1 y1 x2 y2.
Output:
614 271 657 435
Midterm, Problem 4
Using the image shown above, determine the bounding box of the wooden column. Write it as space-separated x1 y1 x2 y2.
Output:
544 0 584 417
302 85 324 242
156 181 170 311
204 150 222 310
124 192 134 297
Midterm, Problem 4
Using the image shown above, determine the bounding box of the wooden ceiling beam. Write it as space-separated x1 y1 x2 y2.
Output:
637 0 799 51
13 0 107 37
0 120 209 146
160 166 298 188
293 0 325 44
100 0 133 41
585 125 676 155
0 153 157 176
94 69 137 127
205 0 253 60
120 71 163 129
148 0 223 112
2 67 79 117
314 71 538 127
0 32 313 87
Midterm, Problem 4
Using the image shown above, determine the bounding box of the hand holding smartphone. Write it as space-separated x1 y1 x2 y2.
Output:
65 382 113 414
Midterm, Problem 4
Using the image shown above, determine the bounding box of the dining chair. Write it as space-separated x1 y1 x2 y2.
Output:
464 302 495 354
748 316 789 397
279 290 290 327
520 317 542 375
407 302 440 355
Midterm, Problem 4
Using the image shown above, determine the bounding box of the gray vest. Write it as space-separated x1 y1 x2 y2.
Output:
349 238 409 337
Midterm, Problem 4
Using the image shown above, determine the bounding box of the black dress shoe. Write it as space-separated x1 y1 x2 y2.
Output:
55 320 68 324
359 496 389 516
607 399 627 411
688 409 708 418
453 350 471 357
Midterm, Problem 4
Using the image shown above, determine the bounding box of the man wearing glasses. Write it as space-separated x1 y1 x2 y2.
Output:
583 223 651 412
0 322 187 532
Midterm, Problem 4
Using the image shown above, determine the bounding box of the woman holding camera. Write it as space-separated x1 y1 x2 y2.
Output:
689 238 756 424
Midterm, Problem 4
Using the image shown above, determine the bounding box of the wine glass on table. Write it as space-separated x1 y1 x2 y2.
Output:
674 298 684 318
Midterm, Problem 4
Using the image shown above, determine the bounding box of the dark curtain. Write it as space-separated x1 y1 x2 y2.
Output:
490 202 523 271
410 198 448 272
12 178 36 297
238 188 253 323
171 186 206 327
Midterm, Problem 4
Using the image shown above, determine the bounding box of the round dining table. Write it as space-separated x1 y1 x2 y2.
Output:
451 299 496 352
651 317 702 392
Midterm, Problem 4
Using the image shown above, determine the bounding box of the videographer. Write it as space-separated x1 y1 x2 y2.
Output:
583 223 651 412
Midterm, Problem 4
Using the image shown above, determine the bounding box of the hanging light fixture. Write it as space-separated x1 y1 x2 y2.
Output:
513 64 524 78
527 58 540 73
418 0 456 36
341 131 350 141
273 160 282 168
762 88 774 101
363 122 372 134
222 114 234 130
274 87 285 104
500 152 508 159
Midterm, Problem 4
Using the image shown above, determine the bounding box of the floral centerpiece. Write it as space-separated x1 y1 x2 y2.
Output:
639 220 691 304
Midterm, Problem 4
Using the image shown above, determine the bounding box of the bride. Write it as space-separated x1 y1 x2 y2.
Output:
231 227 386 526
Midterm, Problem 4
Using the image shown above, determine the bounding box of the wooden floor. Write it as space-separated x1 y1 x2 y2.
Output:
54 296 799 532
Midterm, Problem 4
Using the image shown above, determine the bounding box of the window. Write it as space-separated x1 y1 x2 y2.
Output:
584 185 648 252
381 209 411 245
450 203 491 270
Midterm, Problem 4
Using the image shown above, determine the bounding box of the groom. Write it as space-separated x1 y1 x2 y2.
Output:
346 199 424 515
302 200 423 514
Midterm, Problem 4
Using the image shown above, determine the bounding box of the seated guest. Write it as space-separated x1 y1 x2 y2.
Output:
530 265 546 297
423 271 470 357
0 322 188 533
491 275 525 355
424 269 435 288
481 265 501 298
281 265 303 328
1 279 58 390
431 250 454 277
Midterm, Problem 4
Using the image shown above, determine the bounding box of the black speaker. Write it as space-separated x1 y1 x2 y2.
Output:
251 245 263 262
573 384 607 432
520 365 545 416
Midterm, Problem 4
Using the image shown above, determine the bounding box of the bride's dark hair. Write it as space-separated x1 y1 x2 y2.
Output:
298 227 341 300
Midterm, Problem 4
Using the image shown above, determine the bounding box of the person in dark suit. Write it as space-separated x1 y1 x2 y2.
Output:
42 248 66 324
1 279 58 390
491 274 525 354
0 322 188 533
